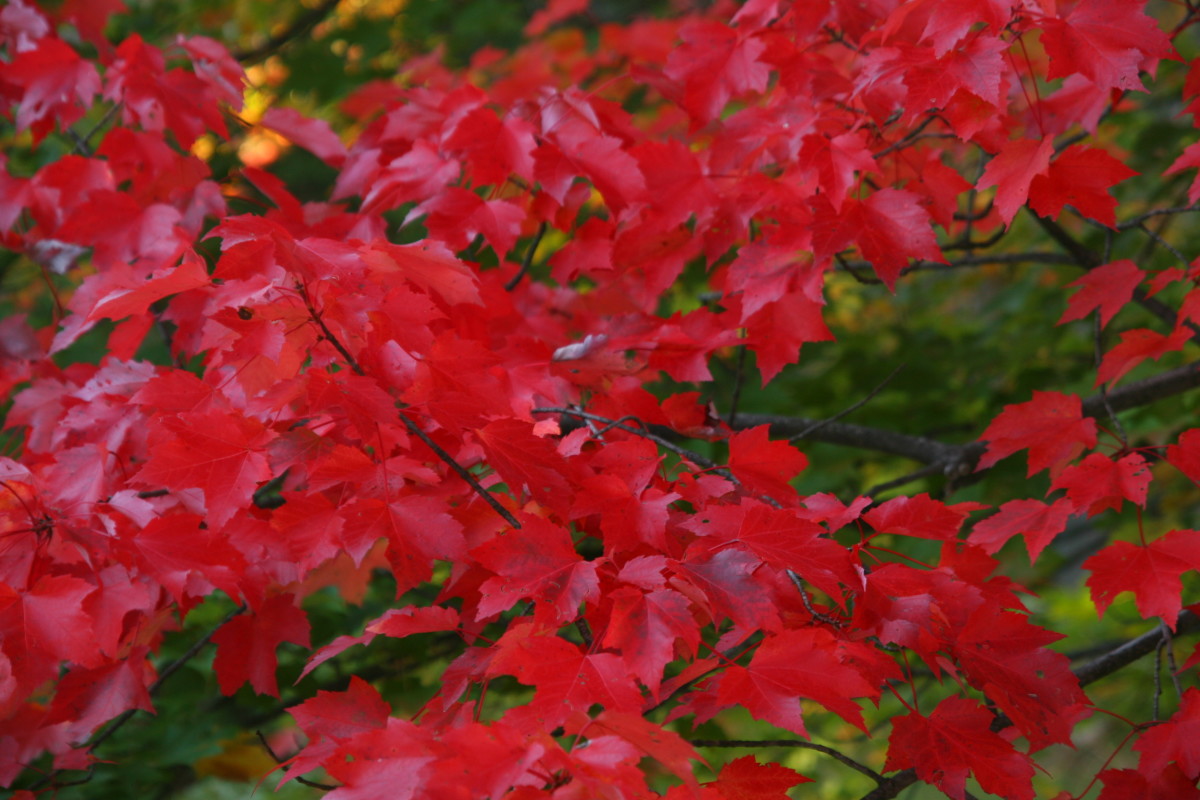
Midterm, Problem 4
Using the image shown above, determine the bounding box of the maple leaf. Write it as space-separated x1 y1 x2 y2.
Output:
975 137 1054 226
1167 428 1200 485
260 107 348 168
288 676 390 743
1095 764 1200 800
601 586 699 699
1058 259 1144 328
476 419 576 515
473 514 599 625
1028 145 1138 228
1095 326 1191 386
134 410 275 527
570 711 705 794
1084 529 1200 628
862 493 986 541
0 37 100 141
212 595 311 696
726 426 807 500
1050 452 1151 516
976 391 1097 477
663 20 771 124
1040 0 1174 92
968 498 1075 563
712 755 811 800
487 624 643 730
953 605 1088 748
888 698 1037 800
1133 687 1200 780
44 650 154 739
716 628 886 736
682 499 858 600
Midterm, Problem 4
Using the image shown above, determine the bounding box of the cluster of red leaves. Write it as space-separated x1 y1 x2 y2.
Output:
0 0 1199 798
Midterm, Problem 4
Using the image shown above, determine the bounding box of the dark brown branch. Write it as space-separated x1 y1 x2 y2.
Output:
861 611 1200 799
234 0 341 63
30 605 246 791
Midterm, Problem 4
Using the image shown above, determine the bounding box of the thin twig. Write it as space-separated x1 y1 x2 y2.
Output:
30 605 247 791
689 739 884 784
789 364 904 443
234 0 341 63
786 569 843 627
1117 204 1200 230
533 407 722 470
301 284 521 529
728 346 748 428
257 730 338 791
505 221 547 291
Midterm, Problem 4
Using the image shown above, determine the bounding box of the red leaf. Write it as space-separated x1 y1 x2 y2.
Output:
862 493 986 541
473 515 599 625
0 38 100 140
1133 687 1200 780
601 587 699 699
1058 260 1144 328
976 137 1054 226
212 595 311 696
716 629 889 736
1041 0 1174 92
1167 428 1200 485
1050 452 1152 516
260 107 348 168
727 425 807 500
135 410 275 527
288 676 390 742
1096 765 1200 800
1028 145 1138 228
976 391 1097 477
476 419 576 515
367 606 460 639
854 189 945 289
571 711 705 793
663 20 771 124
884 696 1036 800
712 755 811 800
968 498 1074 563
1095 326 1191 386
45 651 154 738
1084 529 1200 628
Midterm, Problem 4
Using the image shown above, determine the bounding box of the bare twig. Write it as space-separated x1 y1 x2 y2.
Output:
505 221 548 291
786 569 843 627
234 0 341 63
789 364 904 443
257 729 338 791
301 284 521 529
689 738 884 783
30 605 247 791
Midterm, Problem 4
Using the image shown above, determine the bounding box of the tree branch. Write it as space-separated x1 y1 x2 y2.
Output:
859 611 1200 800
234 0 341 63
689 738 884 783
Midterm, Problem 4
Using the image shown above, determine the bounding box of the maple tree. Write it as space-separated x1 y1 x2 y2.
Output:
3 0 1200 798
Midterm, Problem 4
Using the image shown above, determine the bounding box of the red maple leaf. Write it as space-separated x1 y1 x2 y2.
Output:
976 391 1097 477
884 696 1036 800
862 493 986 541
1084 529 1200 628
968 498 1075 563
976 137 1054 226
711 755 811 800
260 107 348 168
1095 326 1191 386
212 594 311 696
1040 0 1174 92
663 20 771 124
1028 145 1138 228
0 37 100 141
1058 259 1144 328
726 425 807 500
1133 687 1200 780
715 628 888 736
473 514 599 625
1167 428 1200 485
134 410 275 527
1050 452 1151 516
